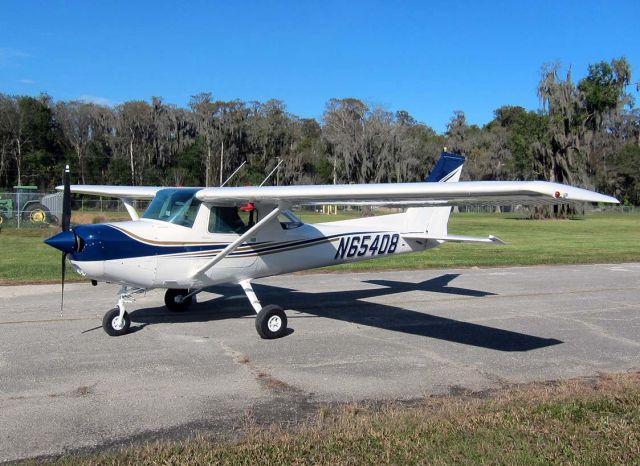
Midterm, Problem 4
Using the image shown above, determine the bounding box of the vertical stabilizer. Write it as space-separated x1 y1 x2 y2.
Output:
405 152 465 235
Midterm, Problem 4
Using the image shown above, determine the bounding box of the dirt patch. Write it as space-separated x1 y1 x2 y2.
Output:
73 385 95 397
255 371 297 393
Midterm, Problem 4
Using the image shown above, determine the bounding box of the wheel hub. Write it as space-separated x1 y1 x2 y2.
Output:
267 315 282 332
30 209 46 223
111 316 125 331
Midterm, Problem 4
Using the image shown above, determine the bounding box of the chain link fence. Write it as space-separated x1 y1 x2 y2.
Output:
0 190 151 228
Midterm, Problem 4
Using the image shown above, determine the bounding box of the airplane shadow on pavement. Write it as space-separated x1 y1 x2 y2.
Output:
128 273 562 352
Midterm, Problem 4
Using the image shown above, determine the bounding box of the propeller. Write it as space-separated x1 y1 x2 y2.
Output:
60 165 71 315
62 164 71 231
43 165 79 316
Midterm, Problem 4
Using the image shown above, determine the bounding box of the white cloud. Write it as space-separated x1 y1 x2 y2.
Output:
0 47 30 66
19 78 35 84
77 95 111 106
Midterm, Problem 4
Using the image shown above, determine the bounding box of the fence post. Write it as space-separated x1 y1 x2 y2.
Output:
16 191 21 229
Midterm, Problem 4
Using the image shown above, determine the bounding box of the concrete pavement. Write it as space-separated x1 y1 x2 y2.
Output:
1 263 639 462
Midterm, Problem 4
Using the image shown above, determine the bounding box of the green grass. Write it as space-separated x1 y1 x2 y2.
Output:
37 372 640 465
1 212 638 283
0 226 64 283
316 211 640 271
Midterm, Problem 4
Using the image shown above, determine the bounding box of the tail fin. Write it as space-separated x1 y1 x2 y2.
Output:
405 152 465 235
425 152 465 183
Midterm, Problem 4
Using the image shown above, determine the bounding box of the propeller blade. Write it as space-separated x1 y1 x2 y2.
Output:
62 165 71 231
61 252 67 316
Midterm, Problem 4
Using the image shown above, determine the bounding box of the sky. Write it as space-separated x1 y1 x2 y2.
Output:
1 0 638 133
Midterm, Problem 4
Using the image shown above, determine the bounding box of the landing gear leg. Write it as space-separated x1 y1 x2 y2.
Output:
240 279 288 339
164 288 197 312
102 286 143 336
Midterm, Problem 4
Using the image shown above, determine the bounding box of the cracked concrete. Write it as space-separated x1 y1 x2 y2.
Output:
1 263 639 462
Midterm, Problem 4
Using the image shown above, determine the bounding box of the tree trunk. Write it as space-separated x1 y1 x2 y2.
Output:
333 156 337 184
15 137 22 186
76 145 85 184
206 145 211 187
219 140 224 186
129 135 135 185
0 142 6 186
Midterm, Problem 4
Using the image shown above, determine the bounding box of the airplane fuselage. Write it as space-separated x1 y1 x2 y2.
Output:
68 211 433 289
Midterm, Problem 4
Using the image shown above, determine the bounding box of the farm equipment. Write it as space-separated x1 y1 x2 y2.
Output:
0 186 63 225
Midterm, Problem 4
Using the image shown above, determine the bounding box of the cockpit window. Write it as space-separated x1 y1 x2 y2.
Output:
142 188 202 228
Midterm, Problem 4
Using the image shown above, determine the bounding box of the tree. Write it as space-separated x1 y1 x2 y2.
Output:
189 92 218 186
55 101 102 184
536 64 591 189
246 99 293 185
606 144 640 204
493 105 548 180
322 98 368 183
579 57 632 132
113 101 154 185
0 95 15 187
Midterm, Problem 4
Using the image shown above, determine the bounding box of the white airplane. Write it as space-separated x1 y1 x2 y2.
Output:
44 153 618 339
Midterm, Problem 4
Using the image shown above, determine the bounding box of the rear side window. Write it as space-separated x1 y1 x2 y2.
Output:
278 211 303 230
208 207 248 234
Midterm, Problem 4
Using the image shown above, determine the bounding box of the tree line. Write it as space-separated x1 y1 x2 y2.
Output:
0 57 638 204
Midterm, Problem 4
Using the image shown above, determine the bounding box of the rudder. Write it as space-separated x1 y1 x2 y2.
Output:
405 152 465 235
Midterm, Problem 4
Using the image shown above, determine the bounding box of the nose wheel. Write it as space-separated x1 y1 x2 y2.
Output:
102 308 131 336
101 286 143 336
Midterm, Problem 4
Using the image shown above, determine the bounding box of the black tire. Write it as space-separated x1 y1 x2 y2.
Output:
164 288 193 312
255 304 287 339
102 308 131 336
23 203 51 224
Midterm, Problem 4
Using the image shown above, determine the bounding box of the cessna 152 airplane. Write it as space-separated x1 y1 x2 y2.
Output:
44 153 618 339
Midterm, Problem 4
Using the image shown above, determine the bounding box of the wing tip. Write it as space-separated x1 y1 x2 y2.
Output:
488 235 506 245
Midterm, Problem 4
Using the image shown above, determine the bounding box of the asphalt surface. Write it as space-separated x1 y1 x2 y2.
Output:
1 263 639 462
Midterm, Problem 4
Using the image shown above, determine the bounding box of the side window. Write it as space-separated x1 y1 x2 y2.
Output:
278 211 303 230
238 208 256 228
208 207 248 234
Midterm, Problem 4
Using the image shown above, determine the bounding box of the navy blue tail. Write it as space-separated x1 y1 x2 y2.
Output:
426 152 465 182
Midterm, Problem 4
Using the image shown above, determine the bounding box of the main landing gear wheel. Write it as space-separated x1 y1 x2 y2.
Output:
255 304 287 339
102 308 131 336
164 288 193 312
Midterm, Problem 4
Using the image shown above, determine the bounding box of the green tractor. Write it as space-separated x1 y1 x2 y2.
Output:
0 186 62 226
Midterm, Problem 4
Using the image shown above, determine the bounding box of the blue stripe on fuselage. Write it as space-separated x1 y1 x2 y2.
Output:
70 224 384 262
71 224 227 262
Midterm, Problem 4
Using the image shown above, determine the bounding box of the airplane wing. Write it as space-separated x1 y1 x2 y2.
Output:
55 185 168 200
195 181 618 207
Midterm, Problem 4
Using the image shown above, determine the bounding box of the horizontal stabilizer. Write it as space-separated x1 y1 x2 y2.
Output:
402 233 506 245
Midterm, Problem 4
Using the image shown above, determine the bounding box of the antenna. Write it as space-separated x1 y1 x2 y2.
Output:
259 158 284 187
220 161 247 187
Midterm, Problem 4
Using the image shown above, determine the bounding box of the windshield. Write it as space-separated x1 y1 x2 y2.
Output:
142 188 202 228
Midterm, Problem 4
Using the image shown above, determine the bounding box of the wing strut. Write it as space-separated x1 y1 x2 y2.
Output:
190 205 284 278
120 197 139 220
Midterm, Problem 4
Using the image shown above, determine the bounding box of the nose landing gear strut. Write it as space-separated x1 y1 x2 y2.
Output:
102 286 145 336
